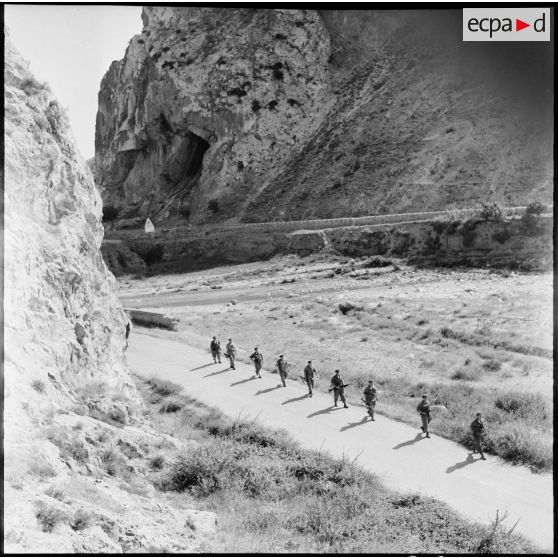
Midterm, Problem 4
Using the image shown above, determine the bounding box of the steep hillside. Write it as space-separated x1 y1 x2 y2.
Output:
4 37 215 552
95 8 553 226
95 7 331 225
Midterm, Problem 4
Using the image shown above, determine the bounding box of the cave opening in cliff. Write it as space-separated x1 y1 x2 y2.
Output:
186 131 209 178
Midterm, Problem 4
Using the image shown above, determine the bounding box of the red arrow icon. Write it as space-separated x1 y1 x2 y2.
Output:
516 18 530 31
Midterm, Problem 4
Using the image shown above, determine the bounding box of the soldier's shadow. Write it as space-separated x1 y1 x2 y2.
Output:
255 385 283 395
446 453 478 474
230 377 257 387
307 406 342 418
340 416 369 431
393 433 424 449
203 368 231 378
282 394 309 405
190 363 215 371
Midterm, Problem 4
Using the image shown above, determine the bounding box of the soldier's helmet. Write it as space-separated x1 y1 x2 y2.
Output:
368 380 373 384
476 412 482 417
334 369 340 374
280 355 283 358
308 360 312 364
422 394 428 398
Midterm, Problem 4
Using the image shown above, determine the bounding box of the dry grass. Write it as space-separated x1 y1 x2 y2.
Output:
139 377 537 554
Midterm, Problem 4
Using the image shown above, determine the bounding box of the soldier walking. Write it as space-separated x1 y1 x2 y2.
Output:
225 338 236 370
303 360 317 397
276 355 289 387
417 394 431 438
362 380 377 421
330 370 349 408
250 347 264 378
470 412 487 460
210 336 222 364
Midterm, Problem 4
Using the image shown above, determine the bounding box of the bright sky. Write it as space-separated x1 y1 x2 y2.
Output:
5 5 143 159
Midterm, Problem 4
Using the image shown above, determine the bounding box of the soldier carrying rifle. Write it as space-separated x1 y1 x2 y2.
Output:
330 370 349 408
362 380 377 421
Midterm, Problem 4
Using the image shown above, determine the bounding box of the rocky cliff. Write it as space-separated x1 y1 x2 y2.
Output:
4 37 215 552
95 8 553 227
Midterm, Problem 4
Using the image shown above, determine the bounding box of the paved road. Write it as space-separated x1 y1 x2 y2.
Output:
127 328 553 551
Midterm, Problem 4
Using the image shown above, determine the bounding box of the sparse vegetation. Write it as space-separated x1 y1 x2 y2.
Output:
148 377 183 396
70 508 93 531
138 377 537 553
35 502 67 532
29 458 57 479
45 484 66 501
479 201 505 222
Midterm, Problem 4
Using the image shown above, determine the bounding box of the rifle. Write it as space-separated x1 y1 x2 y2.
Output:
328 383 351 392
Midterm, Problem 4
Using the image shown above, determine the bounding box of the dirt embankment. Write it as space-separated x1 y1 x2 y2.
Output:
103 214 552 276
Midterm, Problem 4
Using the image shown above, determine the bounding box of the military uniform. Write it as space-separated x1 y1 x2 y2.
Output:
276 356 289 387
250 349 263 378
470 416 486 459
210 338 221 363
331 373 348 408
416 398 431 437
363 384 377 420
226 340 236 370
304 363 317 396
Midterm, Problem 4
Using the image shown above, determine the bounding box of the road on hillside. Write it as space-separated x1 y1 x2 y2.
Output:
127 328 553 551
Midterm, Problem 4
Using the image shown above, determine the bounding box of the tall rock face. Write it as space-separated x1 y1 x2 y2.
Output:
4 39 216 553
5 43 137 404
96 8 553 225
95 7 332 224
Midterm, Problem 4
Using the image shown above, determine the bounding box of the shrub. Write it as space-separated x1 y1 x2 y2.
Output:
482 359 501 372
167 444 231 495
45 100 69 139
451 366 482 381
251 99 261 112
479 202 505 222
160 400 182 413
148 377 183 397
32 380 46 393
338 302 363 315
208 199 219 213
35 502 67 532
100 447 128 477
267 100 278 110
71 508 92 531
524 201 546 216
45 485 66 501
149 455 166 470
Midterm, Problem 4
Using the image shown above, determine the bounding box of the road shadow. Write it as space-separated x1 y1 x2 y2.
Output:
340 416 369 431
255 385 283 395
190 363 215 371
203 368 231 378
307 406 341 418
446 453 478 474
393 433 424 449
281 394 309 405
230 377 257 387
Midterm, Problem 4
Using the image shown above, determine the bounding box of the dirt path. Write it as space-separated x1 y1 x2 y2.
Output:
127 328 553 551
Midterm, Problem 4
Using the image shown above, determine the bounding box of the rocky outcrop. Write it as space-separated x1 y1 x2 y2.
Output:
96 7 331 224
4 37 215 552
96 9 552 227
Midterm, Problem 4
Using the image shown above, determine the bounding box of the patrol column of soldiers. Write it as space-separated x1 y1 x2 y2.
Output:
205 336 489 461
